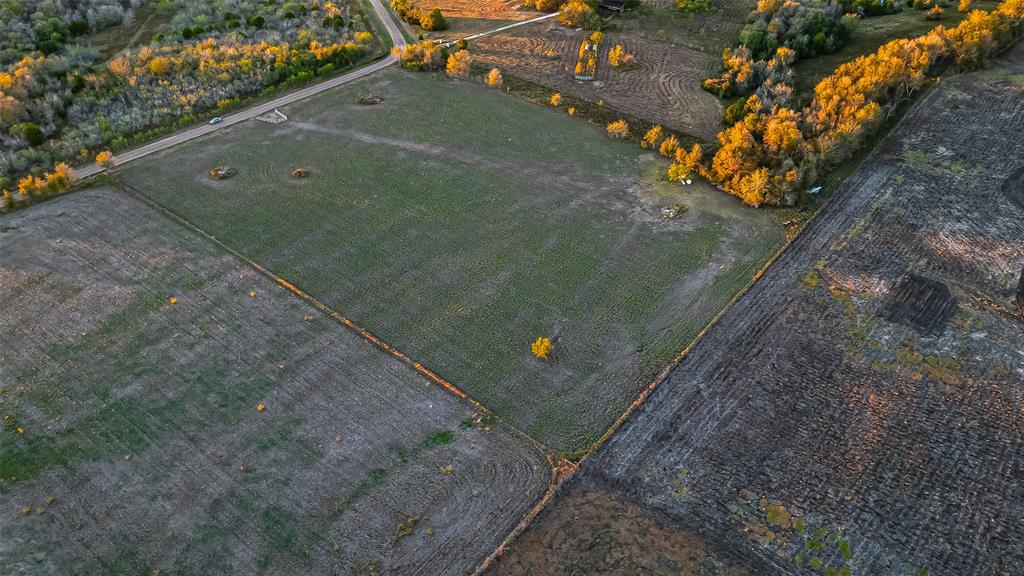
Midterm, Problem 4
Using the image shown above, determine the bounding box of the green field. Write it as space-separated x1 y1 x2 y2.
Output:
119 68 784 453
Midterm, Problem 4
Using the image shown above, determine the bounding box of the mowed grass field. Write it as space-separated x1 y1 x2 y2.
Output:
0 190 547 575
118 68 784 453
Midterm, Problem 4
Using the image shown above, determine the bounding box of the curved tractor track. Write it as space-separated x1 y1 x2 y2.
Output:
472 25 723 141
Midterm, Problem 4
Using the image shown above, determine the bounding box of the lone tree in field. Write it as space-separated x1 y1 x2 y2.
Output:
668 143 703 182
485 67 503 88
676 0 712 15
446 49 473 78
534 0 563 10
393 41 443 71
607 119 629 139
531 337 553 360
550 92 562 106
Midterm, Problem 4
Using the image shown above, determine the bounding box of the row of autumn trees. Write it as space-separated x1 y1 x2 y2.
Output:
1 0 378 200
686 0 1024 206
393 38 506 87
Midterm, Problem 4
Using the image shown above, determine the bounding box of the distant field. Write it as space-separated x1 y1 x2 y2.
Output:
621 0 756 53
401 0 542 41
88 3 175 57
419 0 536 19
0 189 547 575
117 68 784 453
471 23 724 141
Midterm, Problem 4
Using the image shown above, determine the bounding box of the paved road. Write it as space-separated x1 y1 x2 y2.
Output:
74 0 406 180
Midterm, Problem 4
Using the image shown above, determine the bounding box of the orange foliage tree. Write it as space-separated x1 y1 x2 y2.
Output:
699 0 1024 206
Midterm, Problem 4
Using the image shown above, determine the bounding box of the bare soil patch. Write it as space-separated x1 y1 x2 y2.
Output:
491 489 746 575
471 23 723 141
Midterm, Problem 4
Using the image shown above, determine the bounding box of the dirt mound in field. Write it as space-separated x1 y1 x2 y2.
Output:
209 166 237 180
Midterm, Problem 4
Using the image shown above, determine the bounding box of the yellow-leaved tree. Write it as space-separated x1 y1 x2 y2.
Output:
606 119 629 139
485 67 503 87
445 49 473 78
641 125 663 149
96 150 114 168
531 337 553 360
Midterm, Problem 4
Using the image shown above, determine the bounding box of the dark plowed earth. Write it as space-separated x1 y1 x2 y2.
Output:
1017 267 1024 318
1004 163 1024 210
490 43 1024 576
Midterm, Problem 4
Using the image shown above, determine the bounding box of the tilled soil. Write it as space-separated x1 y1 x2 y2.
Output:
491 41 1024 576
471 23 723 141
416 0 535 20
0 189 549 576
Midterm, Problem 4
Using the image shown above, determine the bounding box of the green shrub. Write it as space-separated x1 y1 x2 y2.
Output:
22 123 45 146
723 98 749 124
420 8 448 30
676 0 712 15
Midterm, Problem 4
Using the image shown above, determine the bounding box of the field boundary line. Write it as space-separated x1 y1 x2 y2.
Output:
471 63 948 573
566 38 952 466
111 179 561 467
472 461 575 575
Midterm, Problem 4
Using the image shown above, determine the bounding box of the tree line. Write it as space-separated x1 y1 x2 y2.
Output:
687 0 1024 206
